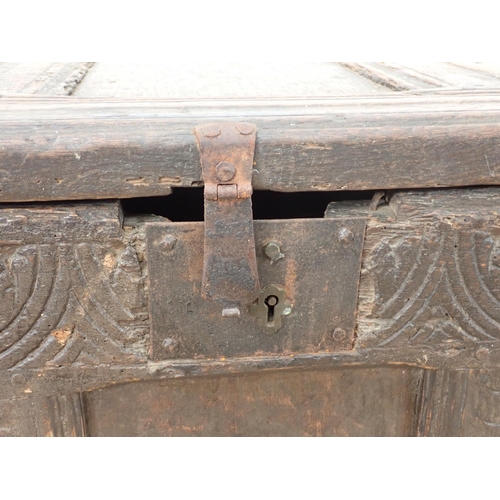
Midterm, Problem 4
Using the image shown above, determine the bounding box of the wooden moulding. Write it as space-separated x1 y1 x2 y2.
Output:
1 92 500 201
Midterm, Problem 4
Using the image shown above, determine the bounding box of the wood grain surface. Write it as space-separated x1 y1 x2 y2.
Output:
74 62 387 98
2 62 500 436
0 63 93 96
83 367 421 437
342 62 500 91
2 92 500 202
3 62 500 100
357 188 500 350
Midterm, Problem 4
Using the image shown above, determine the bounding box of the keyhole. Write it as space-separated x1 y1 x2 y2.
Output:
264 295 279 324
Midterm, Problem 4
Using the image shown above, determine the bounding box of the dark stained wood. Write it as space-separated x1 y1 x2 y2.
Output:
1 347 500 405
415 370 469 436
0 201 123 243
459 369 500 436
415 369 500 436
357 188 500 351
1 93 500 201
0 203 149 371
3 63 500 436
0 393 86 436
0 345 495 401
1 190 500 407
83 367 422 436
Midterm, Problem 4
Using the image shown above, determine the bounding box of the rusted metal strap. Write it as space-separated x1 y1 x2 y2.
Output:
194 122 260 315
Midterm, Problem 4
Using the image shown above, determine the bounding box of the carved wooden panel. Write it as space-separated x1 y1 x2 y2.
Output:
357 188 500 349
2 190 500 436
0 203 148 370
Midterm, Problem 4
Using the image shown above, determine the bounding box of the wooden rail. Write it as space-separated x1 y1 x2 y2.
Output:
1 92 500 201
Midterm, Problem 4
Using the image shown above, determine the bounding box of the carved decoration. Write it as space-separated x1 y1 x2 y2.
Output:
0 242 148 369
361 220 500 347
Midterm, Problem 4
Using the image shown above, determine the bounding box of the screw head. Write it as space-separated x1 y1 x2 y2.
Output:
216 162 236 182
331 327 347 341
337 228 354 244
160 235 177 252
235 123 255 135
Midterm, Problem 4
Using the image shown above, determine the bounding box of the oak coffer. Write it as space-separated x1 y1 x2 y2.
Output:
2 62 500 436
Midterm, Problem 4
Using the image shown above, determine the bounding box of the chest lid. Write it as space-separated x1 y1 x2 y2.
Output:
1 91 500 202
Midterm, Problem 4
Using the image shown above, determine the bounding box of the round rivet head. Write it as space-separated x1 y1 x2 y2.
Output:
200 124 221 138
11 373 27 386
235 123 255 135
475 347 490 361
216 162 236 182
337 228 354 244
160 235 177 252
331 327 347 341
162 338 179 353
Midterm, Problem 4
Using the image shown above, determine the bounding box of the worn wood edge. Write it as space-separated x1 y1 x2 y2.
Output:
6 91 500 109
55 62 94 96
340 62 416 91
3 345 500 399
6 88 500 102
403 88 500 96
3 93 500 201
0 201 124 243
0 93 72 99
379 63 453 89
0 63 93 97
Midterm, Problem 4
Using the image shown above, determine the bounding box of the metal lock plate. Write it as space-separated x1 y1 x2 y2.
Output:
146 217 366 360
146 122 367 360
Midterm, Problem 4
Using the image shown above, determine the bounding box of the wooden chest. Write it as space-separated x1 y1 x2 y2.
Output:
2 62 500 436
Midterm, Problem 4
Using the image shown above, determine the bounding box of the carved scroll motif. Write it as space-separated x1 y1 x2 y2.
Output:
361 220 500 347
0 242 148 369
